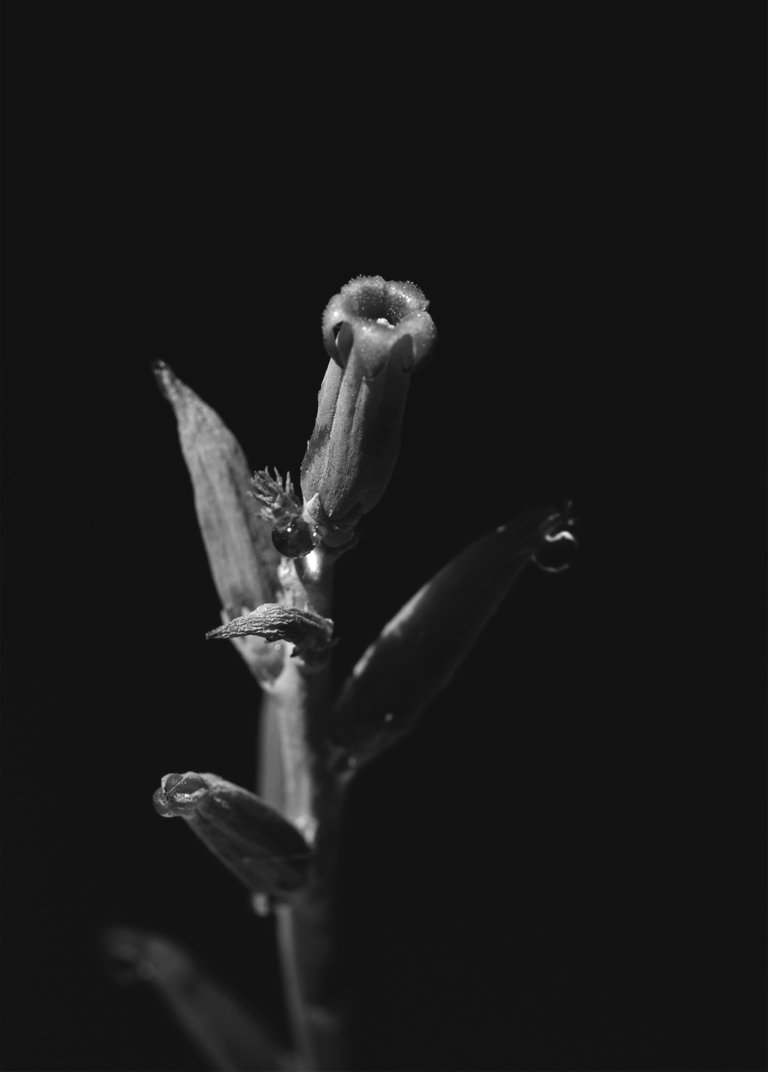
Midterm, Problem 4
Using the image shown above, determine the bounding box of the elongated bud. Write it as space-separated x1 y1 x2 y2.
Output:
331 504 575 768
155 362 284 682
206 602 334 665
299 277 436 551
153 772 312 899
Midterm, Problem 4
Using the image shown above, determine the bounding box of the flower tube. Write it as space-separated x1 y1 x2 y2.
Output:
298 276 436 551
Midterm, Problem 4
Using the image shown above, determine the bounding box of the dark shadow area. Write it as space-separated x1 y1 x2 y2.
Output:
2 7 765 1071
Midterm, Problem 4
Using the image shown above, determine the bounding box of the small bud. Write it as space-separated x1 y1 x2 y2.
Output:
300 277 436 550
206 602 334 665
153 772 312 899
155 363 284 682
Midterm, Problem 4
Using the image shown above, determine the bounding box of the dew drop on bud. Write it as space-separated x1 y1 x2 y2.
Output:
533 529 577 573
271 519 315 558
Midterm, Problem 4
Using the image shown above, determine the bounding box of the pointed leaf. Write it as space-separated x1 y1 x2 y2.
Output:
155 362 283 682
331 504 574 768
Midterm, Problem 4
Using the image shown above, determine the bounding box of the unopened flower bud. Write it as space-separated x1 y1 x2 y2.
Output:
300 277 436 550
153 772 312 899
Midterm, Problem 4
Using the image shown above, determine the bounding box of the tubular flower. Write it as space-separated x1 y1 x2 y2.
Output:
298 277 436 551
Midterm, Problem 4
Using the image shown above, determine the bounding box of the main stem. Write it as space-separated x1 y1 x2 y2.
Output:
260 549 348 1071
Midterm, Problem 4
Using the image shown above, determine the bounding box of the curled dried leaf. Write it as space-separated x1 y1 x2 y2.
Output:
206 602 334 665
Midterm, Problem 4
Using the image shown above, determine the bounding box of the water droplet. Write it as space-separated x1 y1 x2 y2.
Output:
533 530 577 573
272 519 315 558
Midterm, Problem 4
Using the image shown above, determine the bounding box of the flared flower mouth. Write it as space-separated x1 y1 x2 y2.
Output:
322 275 436 376
153 772 210 817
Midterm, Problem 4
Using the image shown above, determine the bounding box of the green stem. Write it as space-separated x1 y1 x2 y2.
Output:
266 658 319 841
276 875 346 1072
261 549 348 1070
257 688 286 816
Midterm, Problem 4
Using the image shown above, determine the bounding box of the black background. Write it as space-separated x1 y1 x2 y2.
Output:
1 7 765 1072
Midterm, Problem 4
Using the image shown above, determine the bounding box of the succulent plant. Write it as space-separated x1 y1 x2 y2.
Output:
108 276 575 1071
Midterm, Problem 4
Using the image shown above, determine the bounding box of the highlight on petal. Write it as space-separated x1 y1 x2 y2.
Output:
321 275 436 374
155 362 284 682
330 504 575 769
153 771 312 900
